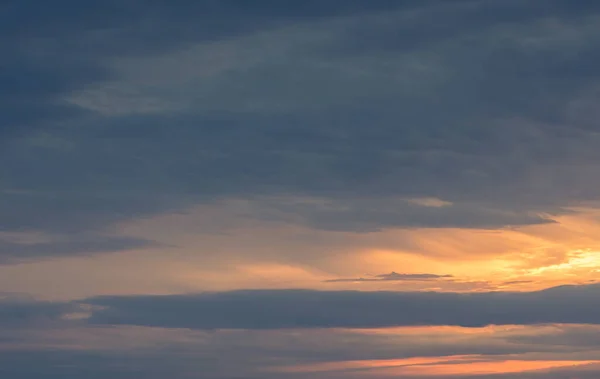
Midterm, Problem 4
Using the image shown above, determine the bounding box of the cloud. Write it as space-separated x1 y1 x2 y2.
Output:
76 283 600 330
248 196 554 232
5 296 600 379
324 271 453 282
0 294 81 327
6 2 600 378
3 319 600 379
406 197 453 208
0 0 409 141
0 233 162 265
3 0 600 255
275 355 600 376
507 324 600 349
502 280 534 286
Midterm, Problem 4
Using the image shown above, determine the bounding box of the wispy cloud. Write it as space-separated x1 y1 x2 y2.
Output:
324 271 453 283
406 197 453 208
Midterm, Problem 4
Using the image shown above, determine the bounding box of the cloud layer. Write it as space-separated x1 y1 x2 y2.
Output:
5 0 600 264
42 283 600 329
5 1 600 378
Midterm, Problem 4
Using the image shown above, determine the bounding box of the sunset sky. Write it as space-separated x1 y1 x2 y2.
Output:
4 0 600 378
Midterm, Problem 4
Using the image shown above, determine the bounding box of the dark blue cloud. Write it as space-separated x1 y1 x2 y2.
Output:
1 1 441 239
5 289 600 378
0 347 597 379
0 350 205 379
0 234 162 265
3 0 600 261
82 284 600 329
0 0 411 40
0 295 77 327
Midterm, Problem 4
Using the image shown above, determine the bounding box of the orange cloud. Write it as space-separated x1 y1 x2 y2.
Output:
6 202 600 300
272 355 600 377
271 355 477 373
381 359 598 376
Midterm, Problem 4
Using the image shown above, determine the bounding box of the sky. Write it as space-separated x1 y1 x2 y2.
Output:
3 0 600 377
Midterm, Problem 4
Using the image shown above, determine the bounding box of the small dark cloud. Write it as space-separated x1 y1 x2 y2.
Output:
0 295 79 327
324 271 453 282
0 234 163 265
502 280 534 286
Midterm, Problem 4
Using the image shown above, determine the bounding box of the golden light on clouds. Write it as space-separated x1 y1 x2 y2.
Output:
273 355 477 373
271 355 600 376
377 359 599 376
2 202 600 302
3 203 600 300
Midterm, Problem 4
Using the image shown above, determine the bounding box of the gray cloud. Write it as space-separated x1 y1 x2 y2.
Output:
2 316 600 378
77 284 600 329
0 350 203 379
508 325 600 349
4 289 600 378
4 0 600 258
2 318 600 379
0 295 79 327
324 271 453 282
250 196 555 232
1 347 596 379
0 0 415 141
0 234 162 265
